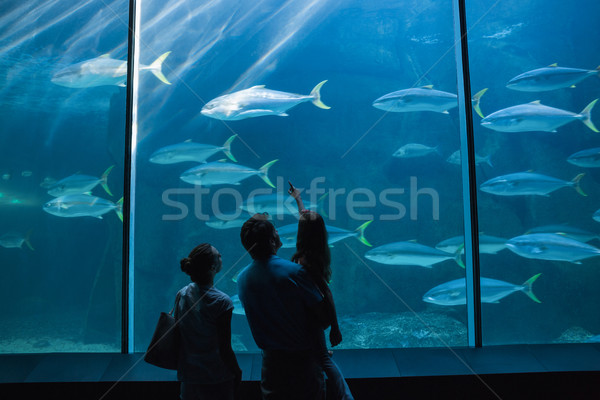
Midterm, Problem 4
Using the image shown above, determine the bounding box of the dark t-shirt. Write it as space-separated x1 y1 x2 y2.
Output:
237 255 323 350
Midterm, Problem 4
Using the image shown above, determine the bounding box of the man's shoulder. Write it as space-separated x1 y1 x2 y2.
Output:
268 256 304 275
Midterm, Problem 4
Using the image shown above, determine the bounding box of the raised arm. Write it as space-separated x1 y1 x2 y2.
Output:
288 180 306 213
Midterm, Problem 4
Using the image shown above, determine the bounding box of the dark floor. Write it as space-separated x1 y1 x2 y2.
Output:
2 372 600 400
1 344 600 399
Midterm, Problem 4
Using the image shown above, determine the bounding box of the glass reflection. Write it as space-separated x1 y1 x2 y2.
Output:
0 0 127 352
467 0 600 344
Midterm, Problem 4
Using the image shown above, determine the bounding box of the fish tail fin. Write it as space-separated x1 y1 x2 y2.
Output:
25 230 34 251
258 160 278 188
471 88 488 118
101 165 114 196
571 173 587 196
317 192 329 218
580 99 599 132
354 220 373 247
484 155 493 168
149 51 172 85
455 244 465 268
522 273 542 303
115 197 124 222
222 135 237 162
310 80 330 109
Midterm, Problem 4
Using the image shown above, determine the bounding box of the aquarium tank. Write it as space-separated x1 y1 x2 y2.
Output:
0 0 599 355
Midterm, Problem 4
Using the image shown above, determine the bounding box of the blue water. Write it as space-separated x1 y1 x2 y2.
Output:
0 0 599 353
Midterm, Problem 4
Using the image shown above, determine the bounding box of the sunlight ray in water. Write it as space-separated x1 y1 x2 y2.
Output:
0 1 95 55
230 0 329 91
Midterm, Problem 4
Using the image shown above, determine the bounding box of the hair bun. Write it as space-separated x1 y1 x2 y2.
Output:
180 257 192 274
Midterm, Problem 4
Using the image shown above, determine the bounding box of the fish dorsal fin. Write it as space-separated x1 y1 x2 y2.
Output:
184 139 192 143
529 100 542 105
99 53 111 58
421 85 434 89
548 63 558 67
249 85 266 89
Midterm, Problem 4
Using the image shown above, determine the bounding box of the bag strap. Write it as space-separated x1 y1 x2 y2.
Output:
170 292 181 316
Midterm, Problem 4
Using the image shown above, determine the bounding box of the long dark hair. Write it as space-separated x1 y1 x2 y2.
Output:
292 211 331 283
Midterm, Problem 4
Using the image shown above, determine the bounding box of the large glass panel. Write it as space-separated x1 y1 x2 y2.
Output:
0 1 127 352
467 0 600 344
134 0 468 352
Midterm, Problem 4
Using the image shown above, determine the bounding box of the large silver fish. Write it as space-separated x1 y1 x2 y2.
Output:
51 52 171 88
422 274 541 306
507 64 600 92
277 220 372 249
525 225 600 243
372 86 486 117
43 194 123 220
372 85 457 114
180 160 277 188
567 147 600 168
47 166 114 197
480 172 586 196
0 232 34 250
200 81 330 120
480 99 598 132
365 241 463 268
393 143 439 158
150 135 237 164
506 233 600 263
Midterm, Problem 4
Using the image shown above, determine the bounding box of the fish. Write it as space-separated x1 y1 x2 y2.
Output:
525 224 600 243
594 210 600 223
507 64 600 92
422 274 541 306
506 233 600 264
372 85 457 114
364 241 464 268
0 231 34 250
326 220 373 247
567 147 600 168
43 194 123 220
180 160 277 188
47 166 114 197
21 171 33 177
277 220 373 248
150 135 237 164
480 172 585 197
205 214 248 230
51 52 171 88
393 144 439 158
40 177 57 188
480 99 598 133
239 193 320 216
435 234 507 255
231 295 246 315
200 81 330 120
372 86 487 118
446 150 493 167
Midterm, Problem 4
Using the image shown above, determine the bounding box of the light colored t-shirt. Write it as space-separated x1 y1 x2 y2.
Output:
174 282 234 384
237 255 323 350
